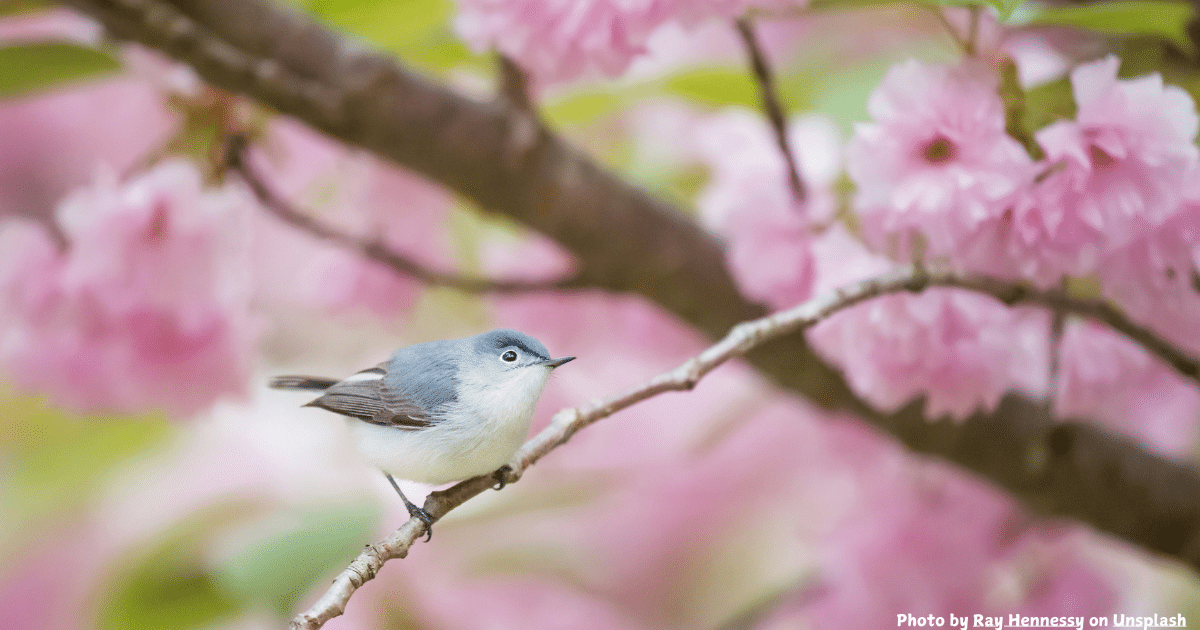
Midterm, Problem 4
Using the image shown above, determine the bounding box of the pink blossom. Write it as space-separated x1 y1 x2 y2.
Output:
0 160 255 417
453 0 801 84
697 109 841 309
810 288 1048 419
0 80 177 225
955 56 1200 287
807 227 1049 419
951 193 1105 288
252 120 452 319
1056 321 1200 457
1097 204 1200 355
807 462 1115 627
1039 56 1198 247
847 59 1035 256
302 164 451 318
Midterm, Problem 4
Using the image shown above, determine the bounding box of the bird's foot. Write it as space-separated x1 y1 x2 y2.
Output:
492 465 514 490
406 503 435 542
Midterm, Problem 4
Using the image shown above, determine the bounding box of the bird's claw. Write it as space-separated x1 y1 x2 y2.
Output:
492 465 514 490
407 504 435 542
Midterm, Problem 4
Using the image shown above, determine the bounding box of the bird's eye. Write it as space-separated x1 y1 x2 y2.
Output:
502 350 518 362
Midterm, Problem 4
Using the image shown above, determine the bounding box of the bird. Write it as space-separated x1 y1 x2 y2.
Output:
270 329 574 539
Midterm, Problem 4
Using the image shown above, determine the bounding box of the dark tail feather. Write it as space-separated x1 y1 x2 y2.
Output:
269 375 340 391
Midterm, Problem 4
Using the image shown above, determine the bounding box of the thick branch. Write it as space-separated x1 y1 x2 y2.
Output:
226 136 580 293
293 264 1200 628
62 0 1200 598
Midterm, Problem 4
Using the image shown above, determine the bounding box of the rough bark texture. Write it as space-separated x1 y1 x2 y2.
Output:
60 0 1200 571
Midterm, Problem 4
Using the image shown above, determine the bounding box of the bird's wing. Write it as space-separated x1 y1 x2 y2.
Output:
303 365 435 429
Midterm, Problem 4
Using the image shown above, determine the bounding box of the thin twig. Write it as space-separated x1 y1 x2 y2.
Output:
225 136 580 294
965 6 981 56
289 263 1200 629
935 273 1200 383
734 17 806 205
931 7 972 56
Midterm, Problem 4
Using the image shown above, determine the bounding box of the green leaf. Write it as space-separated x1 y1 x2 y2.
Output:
1020 1 1195 51
809 0 1026 19
663 68 769 109
0 1 50 17
544 91 627 127
998 59 1043 159
213 502 380 614
0 42 121 99
0 392 169 537
1022 74 1076 133
98 504 254 630
290 0 482 71
924 0 1027 20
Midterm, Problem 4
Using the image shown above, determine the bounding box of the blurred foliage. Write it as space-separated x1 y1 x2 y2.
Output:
998 59 1044 159
1016 1 1195 52
97 503 254 630
0 42 120 99
0 391 169 548
810 0 1025 20
288 0 480 72
925 0 1025 20
1120 37 1200 107
213 502 380 615
0 0 49 17
1021 75 1076 133
98 499 380 628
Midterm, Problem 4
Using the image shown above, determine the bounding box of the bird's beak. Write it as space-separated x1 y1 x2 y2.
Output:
543 356 575 368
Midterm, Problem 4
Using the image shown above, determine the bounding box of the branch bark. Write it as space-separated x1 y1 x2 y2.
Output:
60 0 1200 606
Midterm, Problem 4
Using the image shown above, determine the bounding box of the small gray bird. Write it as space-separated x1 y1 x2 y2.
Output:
270 329 574 538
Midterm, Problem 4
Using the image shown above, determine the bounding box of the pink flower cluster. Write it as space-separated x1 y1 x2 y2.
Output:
707 54 1200 429
849 55 1200 290
0 160 255 417
453 0 802 83
847 59 1035 258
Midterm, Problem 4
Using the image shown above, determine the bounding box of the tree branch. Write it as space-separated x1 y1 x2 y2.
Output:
60 0 1200 605
292 264 1200 628
921 274 1200 383
734 17 806 205
225 135 580 293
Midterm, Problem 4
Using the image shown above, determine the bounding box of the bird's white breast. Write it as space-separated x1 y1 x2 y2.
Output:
347 365 552 485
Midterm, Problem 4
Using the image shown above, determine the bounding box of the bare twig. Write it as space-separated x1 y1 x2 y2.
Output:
290 264 1200 629
734 17 806 205
965 6 981 56
931 8 972 56
225 136 580 293
930 274 1200 383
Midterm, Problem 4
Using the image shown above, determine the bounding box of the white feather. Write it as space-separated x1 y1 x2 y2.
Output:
343 371 384 382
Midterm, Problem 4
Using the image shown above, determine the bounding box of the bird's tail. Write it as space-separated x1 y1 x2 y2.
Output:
269 375 340 391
